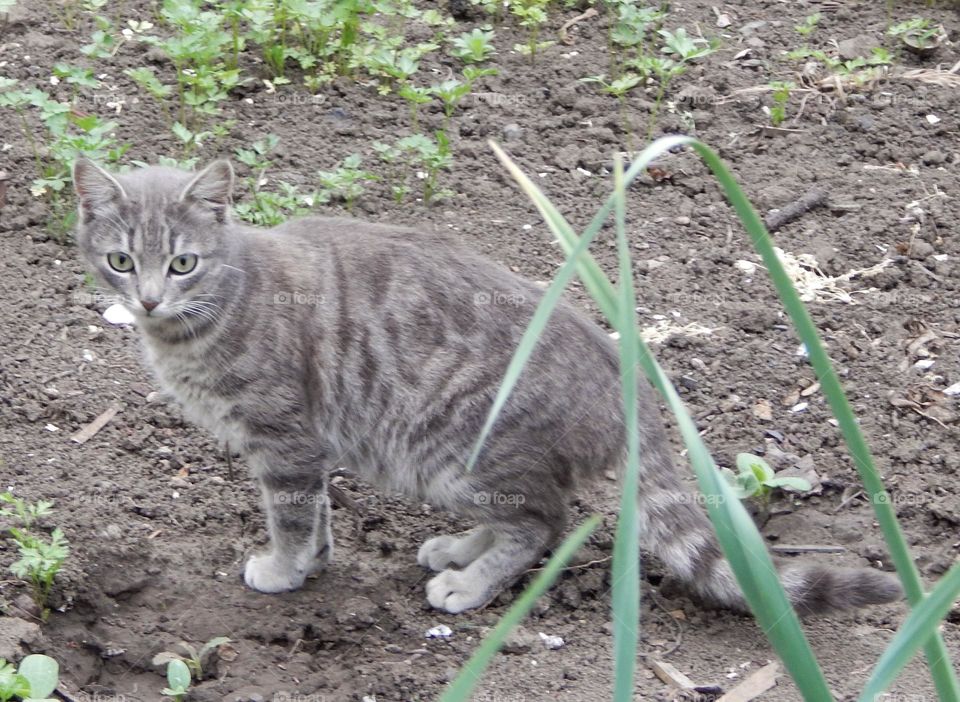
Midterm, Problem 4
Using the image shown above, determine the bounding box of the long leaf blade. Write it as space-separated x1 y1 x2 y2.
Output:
439 516 601 702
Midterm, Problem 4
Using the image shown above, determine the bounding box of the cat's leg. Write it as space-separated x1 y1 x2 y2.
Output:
244 463 332 594
425 520 558 614
417 527 495 571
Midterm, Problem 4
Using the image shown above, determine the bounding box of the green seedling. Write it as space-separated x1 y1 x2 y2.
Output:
373 132 453 204
658 27 717 63
161 659 191 701
140 1 238 129
0 493 70 620
451 28 496 63
768 80 794 127
154 637 231 683
888 16 945 54
509 0 552 63
398 83 431 130
0 655 59 702
317 154 377 212
233 134 316 225
795 12 821 37
723 453 812 507
81 16 121 58
581 73 642 151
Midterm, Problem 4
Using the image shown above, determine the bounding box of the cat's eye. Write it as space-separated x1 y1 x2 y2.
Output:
107 252 134 273
169 253 198 275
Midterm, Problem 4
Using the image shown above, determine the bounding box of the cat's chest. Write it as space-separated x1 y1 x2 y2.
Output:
148 350 245 448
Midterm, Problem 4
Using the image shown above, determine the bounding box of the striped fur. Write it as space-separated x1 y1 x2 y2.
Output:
72 159 902 614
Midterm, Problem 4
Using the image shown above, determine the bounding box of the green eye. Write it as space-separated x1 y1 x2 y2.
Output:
107 252 134 273
170 253 198 275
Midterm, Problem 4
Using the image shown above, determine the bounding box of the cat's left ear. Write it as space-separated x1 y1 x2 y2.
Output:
180 160 234 224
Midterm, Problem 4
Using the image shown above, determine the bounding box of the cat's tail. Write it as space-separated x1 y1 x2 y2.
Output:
633 426 902 614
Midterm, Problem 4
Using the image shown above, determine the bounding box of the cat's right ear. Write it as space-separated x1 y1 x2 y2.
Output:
73 158 125 222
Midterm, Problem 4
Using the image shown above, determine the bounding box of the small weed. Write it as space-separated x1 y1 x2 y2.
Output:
451 28 496 64
509 0 553 63
317 154 377 212
0 654 59 701
374 133 453 204
0 493 70 621
795 12 821 37
723 453 811 508
154 636 231 682
767 80 794 127
161 659 191 701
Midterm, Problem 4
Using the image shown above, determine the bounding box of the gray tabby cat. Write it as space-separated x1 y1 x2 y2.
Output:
72 158 902 615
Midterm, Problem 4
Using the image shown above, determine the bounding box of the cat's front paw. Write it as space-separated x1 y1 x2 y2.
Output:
243 552 307 593
426 569 493 613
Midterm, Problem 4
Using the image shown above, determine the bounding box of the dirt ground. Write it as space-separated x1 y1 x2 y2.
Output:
1 0 959 700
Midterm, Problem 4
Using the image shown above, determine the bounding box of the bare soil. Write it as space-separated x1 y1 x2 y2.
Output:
1 1 958 700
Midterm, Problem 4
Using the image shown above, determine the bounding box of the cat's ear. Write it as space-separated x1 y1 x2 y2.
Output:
180 160 234 224
73 158 125 221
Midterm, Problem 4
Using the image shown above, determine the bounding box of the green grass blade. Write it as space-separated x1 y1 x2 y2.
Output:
610 154 641 702
439 516 601 702
683 141 960 700
497 134 957 698
490 140 834 700
859 561 960 701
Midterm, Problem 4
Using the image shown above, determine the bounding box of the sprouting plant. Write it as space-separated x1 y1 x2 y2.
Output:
0 654 59 701
398 83 431 130
0 82 128 234
767 80 794 127
581 73 642 151
161 659 191 701
451 28 496 63
232 135 316 225
125 66 174 123
139 0 238 130
429 66 497 128
509 0 553 63
888 16 944 52
795 12 821 37
722 454 811 507
80 15 121 58
658 27 717 63
52 63 100 96
606 2 666 77
317 154 377 212
888 16 934 39
154 637 231 682
0 493 70 620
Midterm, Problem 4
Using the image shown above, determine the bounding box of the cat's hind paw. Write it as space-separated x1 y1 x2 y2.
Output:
417 528 494 572
426 569 493 613
243 552 308 593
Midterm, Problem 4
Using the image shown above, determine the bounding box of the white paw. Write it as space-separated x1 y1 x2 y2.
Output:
426 569 490 613
417 535 460 571
243 552 307 593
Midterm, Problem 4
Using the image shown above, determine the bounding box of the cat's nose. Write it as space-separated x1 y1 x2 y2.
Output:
140 299 160 312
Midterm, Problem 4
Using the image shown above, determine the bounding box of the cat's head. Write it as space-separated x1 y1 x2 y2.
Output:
72 159 237 331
